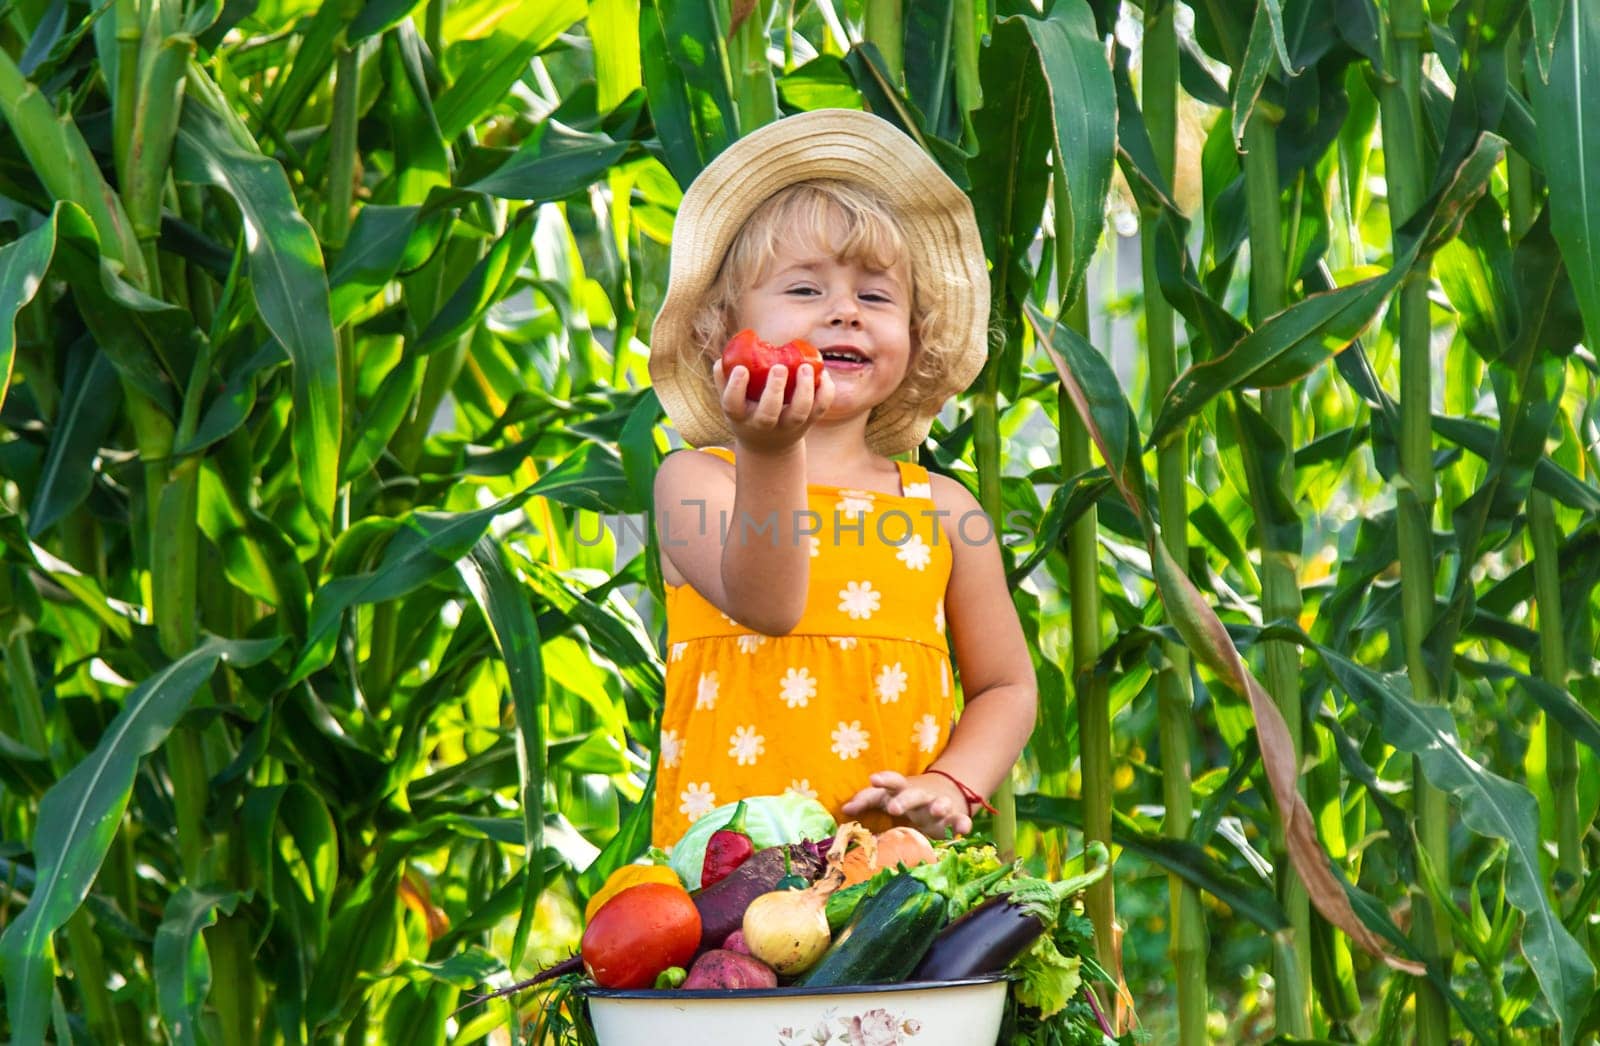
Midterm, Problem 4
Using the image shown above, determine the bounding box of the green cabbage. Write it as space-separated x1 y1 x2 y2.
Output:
666 793 836 888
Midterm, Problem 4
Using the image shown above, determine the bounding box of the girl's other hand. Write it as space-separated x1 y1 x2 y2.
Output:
841 771 973 838
715 359 834 454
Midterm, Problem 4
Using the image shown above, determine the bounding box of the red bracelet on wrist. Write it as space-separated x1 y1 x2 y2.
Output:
925 768 998 815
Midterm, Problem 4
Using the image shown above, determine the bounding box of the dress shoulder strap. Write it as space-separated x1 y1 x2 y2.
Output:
895 458 933 497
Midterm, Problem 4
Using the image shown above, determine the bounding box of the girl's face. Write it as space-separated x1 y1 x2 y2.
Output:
730 238 913 422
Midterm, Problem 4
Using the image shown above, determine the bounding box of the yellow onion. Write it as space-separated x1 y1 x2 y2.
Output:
741 823 875 976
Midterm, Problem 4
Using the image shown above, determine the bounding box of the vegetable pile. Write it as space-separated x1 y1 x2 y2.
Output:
516 795 1125 1046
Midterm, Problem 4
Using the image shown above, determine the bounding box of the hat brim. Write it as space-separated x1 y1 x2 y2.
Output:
648 109 990 456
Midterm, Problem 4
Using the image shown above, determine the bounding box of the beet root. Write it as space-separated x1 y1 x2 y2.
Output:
681 949 779 990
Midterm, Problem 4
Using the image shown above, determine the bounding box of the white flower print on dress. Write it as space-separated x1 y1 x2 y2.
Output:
940 661 950 697
828 636 859 651
809 535 822 558
914 714 941 753
679 782 717 820
895 534 932 571
875 663 909 703
780 667 817 708
839 581 881 620
736 634 768 654
933 601 946 633
788 778 819 800
831 720 870 760
696 671 720 710
838 490 876 519
660 729 683 768
729 725 765 766
902 481 933 500
670 642 687 662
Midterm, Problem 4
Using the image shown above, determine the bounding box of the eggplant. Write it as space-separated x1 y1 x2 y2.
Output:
691 843 824 951
909 894 1046 981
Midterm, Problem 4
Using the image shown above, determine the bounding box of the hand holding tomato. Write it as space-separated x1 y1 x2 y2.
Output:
721 330 825 403
714 330 834 453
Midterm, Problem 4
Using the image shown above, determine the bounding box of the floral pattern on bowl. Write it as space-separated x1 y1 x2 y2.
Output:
777 1006 923 1045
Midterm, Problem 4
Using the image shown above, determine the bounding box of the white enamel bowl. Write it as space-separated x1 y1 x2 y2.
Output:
585 975 1009 1046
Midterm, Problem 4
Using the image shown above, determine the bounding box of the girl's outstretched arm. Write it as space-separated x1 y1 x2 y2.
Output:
653 361 833 635
843 473 1037 835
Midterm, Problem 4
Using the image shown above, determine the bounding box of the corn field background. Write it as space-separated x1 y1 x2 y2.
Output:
1 0 1599 1042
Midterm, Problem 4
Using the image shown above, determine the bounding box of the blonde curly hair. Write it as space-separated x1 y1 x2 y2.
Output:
688 180 959 426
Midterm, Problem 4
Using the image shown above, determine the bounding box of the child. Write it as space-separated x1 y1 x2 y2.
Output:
647 109 1037 848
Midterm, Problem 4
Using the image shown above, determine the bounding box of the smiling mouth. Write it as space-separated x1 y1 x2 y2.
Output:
821 348 869 364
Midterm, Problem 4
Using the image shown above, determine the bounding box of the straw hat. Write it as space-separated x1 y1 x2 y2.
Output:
648 109 990 456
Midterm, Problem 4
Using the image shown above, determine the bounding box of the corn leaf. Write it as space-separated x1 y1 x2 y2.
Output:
434 0 585 140
1232 0 1293 147
0 214 56 416
154 886 243 1046
238 779 336 1036
1149 132 1504 446
1528 0 1600 348
638 0 737 185
1017 792 1291 934
259 0 359 136
1529 0 1566 80
590 0 643 113
27 338 121 537
1317 645 1597 1042
0 636 278 1042
459 538 546 967
175 101 342 530
1029 302 1423 975
1018 0 1116 309
288 496 523 685
903 0 959 141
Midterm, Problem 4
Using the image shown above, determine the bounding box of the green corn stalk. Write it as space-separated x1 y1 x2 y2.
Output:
324 47 361 248
1139 5 1207 1041
953 0 981 145
1055 162 1116 999
864 0 904 84
64 911 122 1044
730 0 778 132
1307 721 1362 1031
1376 1 1451 1040
1508 31 1582 900
126 34 195 290
973 369 1017 860
111 0 141 209
1239 111 1312 1037
1529 495 1580 884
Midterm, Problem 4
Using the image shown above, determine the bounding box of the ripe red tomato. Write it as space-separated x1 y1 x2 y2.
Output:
580 881 702 989
721 329 824 403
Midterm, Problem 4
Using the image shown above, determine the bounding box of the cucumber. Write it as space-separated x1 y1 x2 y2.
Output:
797 873 946 986
825 881 869 933
824 866 907 933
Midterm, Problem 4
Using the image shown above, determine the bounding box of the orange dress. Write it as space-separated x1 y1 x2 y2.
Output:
652 447 957 847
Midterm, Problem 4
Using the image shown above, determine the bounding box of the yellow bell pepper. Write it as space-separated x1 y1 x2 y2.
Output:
584 864 682 922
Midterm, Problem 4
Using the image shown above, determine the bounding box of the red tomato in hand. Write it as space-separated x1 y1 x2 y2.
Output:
721 329 825 403
581 881 702 989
